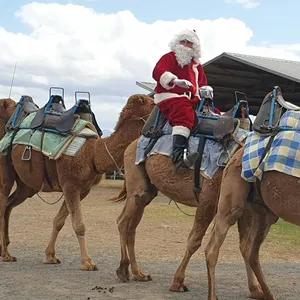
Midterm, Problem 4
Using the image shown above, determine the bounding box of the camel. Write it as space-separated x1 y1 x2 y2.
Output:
110 106 265 299
204 88 300 300
0 94 154 271
205 148 299 300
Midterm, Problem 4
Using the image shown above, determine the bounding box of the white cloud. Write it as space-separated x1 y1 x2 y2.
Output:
0 2 298 132
225 0 260 9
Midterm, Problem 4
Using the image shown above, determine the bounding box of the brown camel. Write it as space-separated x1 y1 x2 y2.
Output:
110 114 264 299
0 94 154 271
205 144 298 300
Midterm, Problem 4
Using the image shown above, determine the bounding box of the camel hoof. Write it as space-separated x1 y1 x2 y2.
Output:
249 286 265 299
132 273 152 282
169 282 189 292
1 255 17 262
80 260 98 271
44 256 61 264
116 267 130 282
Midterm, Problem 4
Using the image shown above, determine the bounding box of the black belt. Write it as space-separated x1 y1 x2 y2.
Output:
179 91 194 98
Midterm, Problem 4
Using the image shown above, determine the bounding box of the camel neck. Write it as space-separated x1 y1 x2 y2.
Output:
93 119 143 174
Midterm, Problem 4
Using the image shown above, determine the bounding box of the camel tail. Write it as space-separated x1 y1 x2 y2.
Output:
108 180 127 203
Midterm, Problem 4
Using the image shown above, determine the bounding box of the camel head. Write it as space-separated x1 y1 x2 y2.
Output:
0 98 17 122
114 94 154 131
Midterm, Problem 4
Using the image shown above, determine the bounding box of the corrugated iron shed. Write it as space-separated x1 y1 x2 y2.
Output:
137 52 300 115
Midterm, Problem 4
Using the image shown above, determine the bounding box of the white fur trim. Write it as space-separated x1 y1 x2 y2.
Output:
154 92 189 104
192 63 199 96
172 126 190 138
159 72 177 90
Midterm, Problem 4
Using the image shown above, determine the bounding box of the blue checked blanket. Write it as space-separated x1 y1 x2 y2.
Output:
136 122 249 180
242 110 300 182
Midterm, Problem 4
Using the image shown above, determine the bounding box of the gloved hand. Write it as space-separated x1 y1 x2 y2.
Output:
173 79 193 89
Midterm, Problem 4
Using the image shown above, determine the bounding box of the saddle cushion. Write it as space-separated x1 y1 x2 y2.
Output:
136 121 249 179
30 105 78 134
0 112 98 159
193 116 236 140
242 110 300 182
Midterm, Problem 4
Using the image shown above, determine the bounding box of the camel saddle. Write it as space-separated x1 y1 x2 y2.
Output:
253 86 300 135
142 105 237 141
30 96 102 136
192 115 236 140
6 95 39 132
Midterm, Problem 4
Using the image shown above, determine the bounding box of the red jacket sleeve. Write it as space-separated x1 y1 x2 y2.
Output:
197 64 208 87
152 53 178 89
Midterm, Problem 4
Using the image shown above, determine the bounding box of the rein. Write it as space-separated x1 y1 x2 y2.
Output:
103 113 150 177
104 141 124 177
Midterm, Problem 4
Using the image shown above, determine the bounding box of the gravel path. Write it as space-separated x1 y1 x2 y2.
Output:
1 184 299 300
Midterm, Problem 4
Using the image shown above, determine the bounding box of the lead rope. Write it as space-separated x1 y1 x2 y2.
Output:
168 199 195 217
103 114 149 177
104 141 125 177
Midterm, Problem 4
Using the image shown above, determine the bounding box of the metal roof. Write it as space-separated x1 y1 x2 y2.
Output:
204 52 300 84
136 52 300 115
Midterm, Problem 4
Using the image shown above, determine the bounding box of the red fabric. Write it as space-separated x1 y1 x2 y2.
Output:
152 52 207 96
214 107 221 115
158 97 197 130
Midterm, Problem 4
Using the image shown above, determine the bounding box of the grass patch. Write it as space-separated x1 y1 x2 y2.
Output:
268 219 300 247
99 179 124 189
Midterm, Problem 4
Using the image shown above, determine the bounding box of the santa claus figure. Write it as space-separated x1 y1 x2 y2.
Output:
152 29 220 171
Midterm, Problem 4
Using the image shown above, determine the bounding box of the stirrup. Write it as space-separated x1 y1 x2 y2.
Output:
21 145 32 161
175 149 199 171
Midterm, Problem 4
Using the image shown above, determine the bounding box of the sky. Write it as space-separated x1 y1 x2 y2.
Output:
0 0 299 134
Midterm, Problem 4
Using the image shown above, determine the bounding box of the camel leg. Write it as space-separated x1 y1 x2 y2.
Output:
0 156 15 256
116 203 131 282
44 189 90 264
169 185 217 292
116 153 157 282
238 208 265 299
0 190 16 253
62 185 97 271
117 188 156 282
240 204 278 300
44 201 67 264
205 151 250 300
1 179 36 261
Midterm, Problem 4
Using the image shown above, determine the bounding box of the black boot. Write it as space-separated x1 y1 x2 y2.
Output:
172 134 199 172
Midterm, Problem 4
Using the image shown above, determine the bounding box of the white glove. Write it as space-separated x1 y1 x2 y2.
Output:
199 85 214 99
173 79 193 89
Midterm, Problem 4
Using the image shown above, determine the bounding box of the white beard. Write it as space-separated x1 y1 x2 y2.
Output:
173 44 195 67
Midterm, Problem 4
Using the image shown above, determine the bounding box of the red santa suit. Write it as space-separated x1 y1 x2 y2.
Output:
153 51 220 138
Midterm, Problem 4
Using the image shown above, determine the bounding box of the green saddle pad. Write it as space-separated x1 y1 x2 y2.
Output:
0 112 98 159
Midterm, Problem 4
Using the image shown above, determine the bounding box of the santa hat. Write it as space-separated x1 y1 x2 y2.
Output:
168 29 202 60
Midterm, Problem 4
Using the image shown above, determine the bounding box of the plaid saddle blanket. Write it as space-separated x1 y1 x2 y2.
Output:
242 110 300 182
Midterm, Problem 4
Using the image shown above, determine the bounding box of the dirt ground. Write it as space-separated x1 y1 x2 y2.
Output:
1 181 300 300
